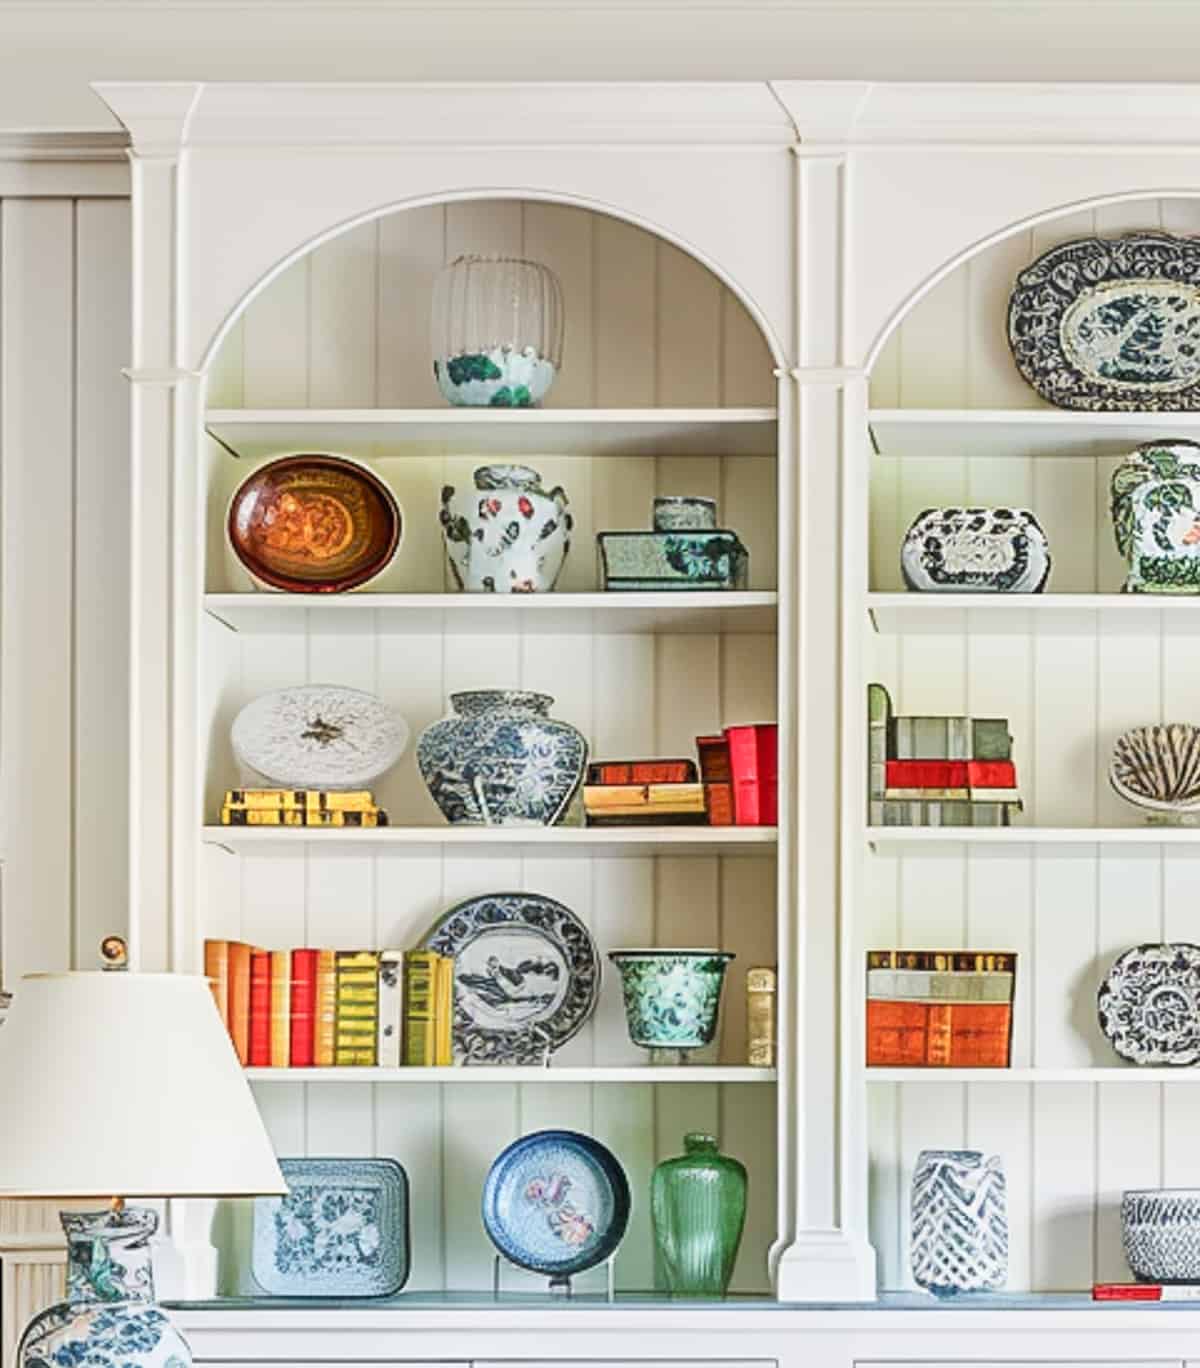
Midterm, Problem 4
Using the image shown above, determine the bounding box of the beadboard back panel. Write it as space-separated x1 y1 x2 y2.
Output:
0 197 131 989
864 196 1200 1291
202 200 779 1294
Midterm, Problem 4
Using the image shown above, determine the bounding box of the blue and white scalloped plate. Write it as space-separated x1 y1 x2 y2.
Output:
482 1130 630 1278
251 1157 410 1297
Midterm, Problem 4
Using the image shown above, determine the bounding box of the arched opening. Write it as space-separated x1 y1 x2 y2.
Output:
860 191 1200 1294
200 196 784 1299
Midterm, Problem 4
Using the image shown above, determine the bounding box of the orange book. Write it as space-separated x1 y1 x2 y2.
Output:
270 950 291 1068
314 948 337 1067
866 1000 1012 1067
204 939 229 1027
227 941 253 1065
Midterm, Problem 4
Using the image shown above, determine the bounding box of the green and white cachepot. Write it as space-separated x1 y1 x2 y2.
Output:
608 949 734 1063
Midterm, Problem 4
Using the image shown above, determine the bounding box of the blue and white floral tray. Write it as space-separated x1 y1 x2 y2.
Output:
251 1157 410 1297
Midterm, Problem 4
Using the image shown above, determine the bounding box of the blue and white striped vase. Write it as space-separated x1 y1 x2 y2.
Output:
910 1149 1007 1296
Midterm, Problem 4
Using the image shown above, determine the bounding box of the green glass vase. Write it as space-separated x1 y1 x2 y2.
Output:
651 1133 747 1297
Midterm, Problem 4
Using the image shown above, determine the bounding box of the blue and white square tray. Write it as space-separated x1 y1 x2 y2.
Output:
252 1156 410 1297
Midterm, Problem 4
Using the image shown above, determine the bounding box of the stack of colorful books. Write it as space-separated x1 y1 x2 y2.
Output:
866 949 1017 1068
219 789 389 827
868 684 1022 827
204 941 453 1067
582 723 777 828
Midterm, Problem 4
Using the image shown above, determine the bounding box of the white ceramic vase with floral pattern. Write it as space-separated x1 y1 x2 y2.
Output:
440 464 572 593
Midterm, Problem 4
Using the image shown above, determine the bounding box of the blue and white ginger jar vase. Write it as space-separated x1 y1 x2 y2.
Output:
910 1149 1007 1296
440 465 572 593
19 1208 190 1368
417 689 587 826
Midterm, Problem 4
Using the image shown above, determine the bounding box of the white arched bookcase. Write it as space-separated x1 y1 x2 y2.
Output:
93 77 1200 1360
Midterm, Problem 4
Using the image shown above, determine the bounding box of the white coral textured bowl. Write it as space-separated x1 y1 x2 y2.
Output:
1122 1188 1200 1282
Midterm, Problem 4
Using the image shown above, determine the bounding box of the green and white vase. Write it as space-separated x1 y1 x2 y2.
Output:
652 1133 747 1296
19 1208 191 1368
608 949 734 1063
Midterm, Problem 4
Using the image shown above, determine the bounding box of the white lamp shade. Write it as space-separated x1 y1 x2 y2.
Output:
0 972 286 1198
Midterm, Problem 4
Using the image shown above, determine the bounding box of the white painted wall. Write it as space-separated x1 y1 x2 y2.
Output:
0 195 131 986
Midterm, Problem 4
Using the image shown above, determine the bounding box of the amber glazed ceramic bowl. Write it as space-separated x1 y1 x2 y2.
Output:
228 453 401 592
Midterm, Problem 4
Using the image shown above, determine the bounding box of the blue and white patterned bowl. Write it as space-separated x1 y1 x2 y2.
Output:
1123 1189 1200 1282
608 949 734 1053
482 1129 630 1280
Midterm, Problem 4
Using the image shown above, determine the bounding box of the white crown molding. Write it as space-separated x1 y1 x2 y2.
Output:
774 79 1200 146
93 81 798 149
0 131 130 193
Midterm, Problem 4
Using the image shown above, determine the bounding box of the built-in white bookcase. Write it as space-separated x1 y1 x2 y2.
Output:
197 202 783 1296
859 196 1200 1293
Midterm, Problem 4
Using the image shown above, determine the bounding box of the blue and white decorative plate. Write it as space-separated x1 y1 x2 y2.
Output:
1098 943 1200 1066
421 892 600 1065
251 1157 410 1297
1009 233 1200 410
482 1130 630 1279
900 507 1051 593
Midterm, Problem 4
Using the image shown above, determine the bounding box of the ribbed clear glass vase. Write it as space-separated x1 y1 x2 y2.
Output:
651 1133 747 1297
431 255 564 407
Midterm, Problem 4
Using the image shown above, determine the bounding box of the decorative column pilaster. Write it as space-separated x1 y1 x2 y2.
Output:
773 143 877 1302
92 82 212 1298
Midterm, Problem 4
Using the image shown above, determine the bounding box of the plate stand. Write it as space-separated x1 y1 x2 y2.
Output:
492 1253 616 1301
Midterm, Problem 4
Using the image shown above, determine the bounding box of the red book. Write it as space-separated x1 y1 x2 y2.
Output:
248 950 271 1067
1093 1283 1200 1301
886 760 969 789
704 781 734 826
290 949 318 1067
696 735 732 783
227 941 253 1065
967 760 1017 789
724 723 778 825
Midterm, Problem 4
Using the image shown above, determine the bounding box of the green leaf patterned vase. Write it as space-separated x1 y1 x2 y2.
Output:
608 950 734 1063
651 1133 747 1297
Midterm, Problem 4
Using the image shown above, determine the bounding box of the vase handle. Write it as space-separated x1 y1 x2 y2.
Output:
474 775 494 826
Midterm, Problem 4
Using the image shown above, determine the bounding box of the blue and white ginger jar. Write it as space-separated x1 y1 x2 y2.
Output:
19 1208 191 1368
417 690 587 827
910 1149 1007 1296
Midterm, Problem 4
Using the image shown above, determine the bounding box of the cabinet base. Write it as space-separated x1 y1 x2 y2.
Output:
774 1230 877 1302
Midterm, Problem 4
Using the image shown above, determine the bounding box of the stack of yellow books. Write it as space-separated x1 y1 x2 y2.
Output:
583 782 707 826
220 789 389 827
402 951 454 1066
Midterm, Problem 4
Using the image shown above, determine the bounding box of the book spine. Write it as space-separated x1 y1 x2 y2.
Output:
436 955 455 1066
269 950 291 1068
290 949 318 1067
1093 1283 1200 1301
204 939 229 1028
225 789 377 811
248 950 271 1067
228 942 253 1066
586 760 696 785
696 734 733 783
221 806 388 827
972 718 1013 761
865 999 1014 1067
334 950 379 1066
725 724 778 826
586 812 709 826
868 950 1017 974
966 760 1017 788
314 948 336 1066
584 783 706 812
865 1000 929 1067
403 952 439 1067
704 781 734 826
886 760 969 789
377 950 404 1070
885 787 971 801
746 966 776 1067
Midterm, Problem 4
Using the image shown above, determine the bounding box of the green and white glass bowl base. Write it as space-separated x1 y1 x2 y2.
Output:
431 254 564 407
608 949 735 1064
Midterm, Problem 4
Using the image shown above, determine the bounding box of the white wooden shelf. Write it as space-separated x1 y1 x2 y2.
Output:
203 825 778 858
205 591 778 636
868 826 1200 850
206 408 778 461
869 408 1200 460
868 592 1200 635
867 1067 1200 1083
246 1065 777 1084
